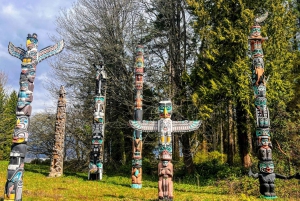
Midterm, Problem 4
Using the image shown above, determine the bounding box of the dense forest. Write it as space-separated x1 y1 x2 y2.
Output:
1 0 300 179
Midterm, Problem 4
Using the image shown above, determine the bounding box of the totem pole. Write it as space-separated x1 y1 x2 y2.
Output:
129 99 201 200
131 45 145 189
49 86 67 177
247 13 291 198
88 60 107 180
4 33 64 201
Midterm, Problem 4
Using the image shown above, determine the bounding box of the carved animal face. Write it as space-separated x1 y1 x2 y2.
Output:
15 116 29 130
26 33 38 50
13 129 29 143
256 128 270 137
159 100 172 119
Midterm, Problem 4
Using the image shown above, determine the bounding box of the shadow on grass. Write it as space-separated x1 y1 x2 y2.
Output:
24 163 88 180
24 165 49 176
62 171 88 180
175 187 228 195
103 194 158 201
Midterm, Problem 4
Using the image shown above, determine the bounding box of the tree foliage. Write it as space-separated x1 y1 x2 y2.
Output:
0 0 297 178
186 0 300 170
0 72 17 160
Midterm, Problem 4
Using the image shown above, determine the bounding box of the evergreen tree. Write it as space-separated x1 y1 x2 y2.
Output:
1 91 17 160
187 0 255 166
186 0 299 168
261 0 299 170
0 71 8 160
0 80 6 160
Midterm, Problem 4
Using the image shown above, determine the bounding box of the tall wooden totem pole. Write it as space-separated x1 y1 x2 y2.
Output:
129 100 201 200
88 61 107 180
49 85 67 177
4 33 64 201
131 45 145 189
247 13 292 198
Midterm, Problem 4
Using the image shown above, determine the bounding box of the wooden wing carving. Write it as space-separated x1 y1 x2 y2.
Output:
38 40 64 63
129 120 158 132
172 120 202 133
8 42 26 61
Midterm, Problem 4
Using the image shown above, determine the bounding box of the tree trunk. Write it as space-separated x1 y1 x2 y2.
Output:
180 134 195 174
227 100 234 166
236 100 252 168
173 134 180 162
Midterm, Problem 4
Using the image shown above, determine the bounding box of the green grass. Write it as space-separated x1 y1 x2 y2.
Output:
0 161 299 200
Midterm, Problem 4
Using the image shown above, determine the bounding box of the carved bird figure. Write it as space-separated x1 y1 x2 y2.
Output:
255 12 268 24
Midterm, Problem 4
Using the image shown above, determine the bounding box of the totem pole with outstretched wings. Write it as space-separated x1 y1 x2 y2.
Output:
129 99 201 200
4 33 64 201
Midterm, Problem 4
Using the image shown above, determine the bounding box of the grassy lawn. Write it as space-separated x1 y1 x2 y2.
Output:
0 161 299 200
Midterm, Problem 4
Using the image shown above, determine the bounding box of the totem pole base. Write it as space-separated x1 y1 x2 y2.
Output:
131 184 142 189
48 173 62 178
4 194 15 201
259 195 278 200
158 196 173 201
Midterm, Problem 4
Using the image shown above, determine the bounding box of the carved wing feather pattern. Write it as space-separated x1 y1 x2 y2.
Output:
172 120 202 133
8 42 26 61
38 40 64 63
129 120 158 132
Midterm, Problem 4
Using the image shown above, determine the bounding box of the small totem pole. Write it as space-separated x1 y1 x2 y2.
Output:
131 45 145 189
49 86 67 177
247 13 291 198
4 34 64 201
88 60 107 180
129 99 201 200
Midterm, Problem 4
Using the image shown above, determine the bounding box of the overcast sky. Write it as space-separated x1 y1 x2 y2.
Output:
0 0 74 114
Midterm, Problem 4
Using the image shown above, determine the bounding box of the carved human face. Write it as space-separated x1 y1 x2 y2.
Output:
259 161 274 173
135 56 144 68
136 45 144 55
27 69 36 83
253 84 266 97
159 100 172 119
135 93 143 109
20 81 29 91
162 161 169 167
253 57 264 68
261 137 270 146
159 149 172 161
252 49 264 58
255 97 267 107
250 26 262 38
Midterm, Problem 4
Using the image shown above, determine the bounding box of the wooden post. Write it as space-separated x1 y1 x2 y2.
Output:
49 86 67 177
